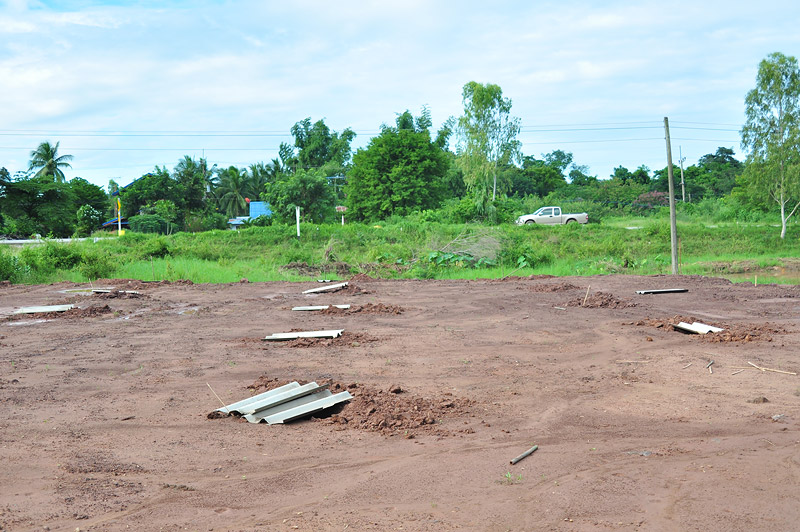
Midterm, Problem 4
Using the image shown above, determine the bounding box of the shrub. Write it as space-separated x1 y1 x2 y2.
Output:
75 205 103 237
0 249 28 282
78 250 116 280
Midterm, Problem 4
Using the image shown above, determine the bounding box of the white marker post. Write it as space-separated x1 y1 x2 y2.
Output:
295 206 300 239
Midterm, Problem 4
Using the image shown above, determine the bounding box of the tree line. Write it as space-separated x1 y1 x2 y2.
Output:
1 52 798 238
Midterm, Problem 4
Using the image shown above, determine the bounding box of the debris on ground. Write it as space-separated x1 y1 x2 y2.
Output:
565 292 636 309
263 329 344 341
210 381 352 424
243 376 472 436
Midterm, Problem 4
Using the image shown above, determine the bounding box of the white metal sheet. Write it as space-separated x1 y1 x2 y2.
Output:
635 289 688 294
263 391 353 424
675 321 724 334
14 304 74 314
291 305 351 311
262 329 344 341
302 282 348 294
216 382 301 414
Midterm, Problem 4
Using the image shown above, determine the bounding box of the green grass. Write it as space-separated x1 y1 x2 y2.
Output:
3 217 800 284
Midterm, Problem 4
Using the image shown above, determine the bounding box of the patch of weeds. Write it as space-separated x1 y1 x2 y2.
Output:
501 471 523 485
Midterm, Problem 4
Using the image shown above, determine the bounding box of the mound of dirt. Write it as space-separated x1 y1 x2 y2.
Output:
633 315 784 342
529 282 580 292
5 305 114 321
324 382 472 436
320 303 404 315
94 290 146 300
566 291 636 308
280 331 381 348
338 283 370 295
242 377 472 436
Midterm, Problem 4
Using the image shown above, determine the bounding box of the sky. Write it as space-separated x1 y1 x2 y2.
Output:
1 0 799 190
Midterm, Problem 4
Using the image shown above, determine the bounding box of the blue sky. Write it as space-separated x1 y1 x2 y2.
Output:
1 0 799 189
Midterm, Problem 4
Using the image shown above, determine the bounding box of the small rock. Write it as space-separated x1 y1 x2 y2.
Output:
772 414 787 422
749 396 769 404
388 385 403 394
239 278 249 283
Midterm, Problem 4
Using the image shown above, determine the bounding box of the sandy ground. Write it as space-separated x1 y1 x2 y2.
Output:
1 275 799 532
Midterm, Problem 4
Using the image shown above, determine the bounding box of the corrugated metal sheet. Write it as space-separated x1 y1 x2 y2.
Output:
263 329 344 341
302 282 348 294
14 304 74 314
635 289 688 295
291 305 350 311
217 381 352 424
675 321 724 334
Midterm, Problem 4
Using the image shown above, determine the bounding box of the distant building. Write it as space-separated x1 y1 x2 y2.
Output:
227 201 272 229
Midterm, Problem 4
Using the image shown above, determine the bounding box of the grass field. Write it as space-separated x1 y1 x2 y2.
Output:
2 217 799 285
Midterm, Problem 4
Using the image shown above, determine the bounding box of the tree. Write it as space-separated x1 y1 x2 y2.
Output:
29 141 73 182
346 110 450 220
741 52 800 238
695 147 744 198
119 167 183 219
173 156 210 212
262 168 335 223
454 82 521 215
289 118 356 174
216 166 250 218
511 156 566 197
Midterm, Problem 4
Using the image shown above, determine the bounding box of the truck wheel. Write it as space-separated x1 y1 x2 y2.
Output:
525 220 535 225
566 219 576 224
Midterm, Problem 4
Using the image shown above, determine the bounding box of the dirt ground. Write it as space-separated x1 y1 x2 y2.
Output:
1 275 799 531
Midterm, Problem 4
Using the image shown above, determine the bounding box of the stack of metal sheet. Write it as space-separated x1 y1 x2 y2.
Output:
216 381 352 424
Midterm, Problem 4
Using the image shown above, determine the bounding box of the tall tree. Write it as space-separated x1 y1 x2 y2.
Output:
289 118 356 174
741 52 800 238
454 82 521 214
216 166 250 218
173 156 211 211
346 110 450 221
28 141 73 182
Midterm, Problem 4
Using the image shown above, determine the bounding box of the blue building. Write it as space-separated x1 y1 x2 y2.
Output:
227 201 272 229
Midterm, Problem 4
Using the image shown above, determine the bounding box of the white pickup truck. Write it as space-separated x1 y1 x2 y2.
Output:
515 206 588 225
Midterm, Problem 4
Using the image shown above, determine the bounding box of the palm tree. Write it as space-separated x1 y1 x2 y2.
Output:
216 166 250 218
29 141 73 182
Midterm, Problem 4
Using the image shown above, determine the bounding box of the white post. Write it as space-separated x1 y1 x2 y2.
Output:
117 198 122 235
341 214 345 226
295 206 301 239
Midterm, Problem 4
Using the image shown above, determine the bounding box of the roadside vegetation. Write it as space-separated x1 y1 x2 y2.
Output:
1 200 798 285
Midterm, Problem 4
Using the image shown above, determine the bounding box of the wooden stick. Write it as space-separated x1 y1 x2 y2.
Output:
682 363 692 369
510 445 538 465
747 361 797 376
731 369 745 375
207 382 230 413
705 360 714 369
582 286 591 306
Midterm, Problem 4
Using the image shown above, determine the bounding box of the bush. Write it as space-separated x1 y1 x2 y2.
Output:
78 250 116 280
0 249 28 282
138 237 171 259
129 214 175 234
75 205 103 237
20 242 83 272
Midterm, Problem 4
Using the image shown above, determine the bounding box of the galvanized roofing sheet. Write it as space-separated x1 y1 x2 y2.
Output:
217 381 352 425
14 304 74 314
262 329 344 341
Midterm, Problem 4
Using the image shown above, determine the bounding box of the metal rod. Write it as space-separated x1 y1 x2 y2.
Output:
510 445 538 465
207 383 230 413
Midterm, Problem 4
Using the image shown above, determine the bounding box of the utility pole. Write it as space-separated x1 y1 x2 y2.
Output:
678 146 686 202
664 118 679 275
